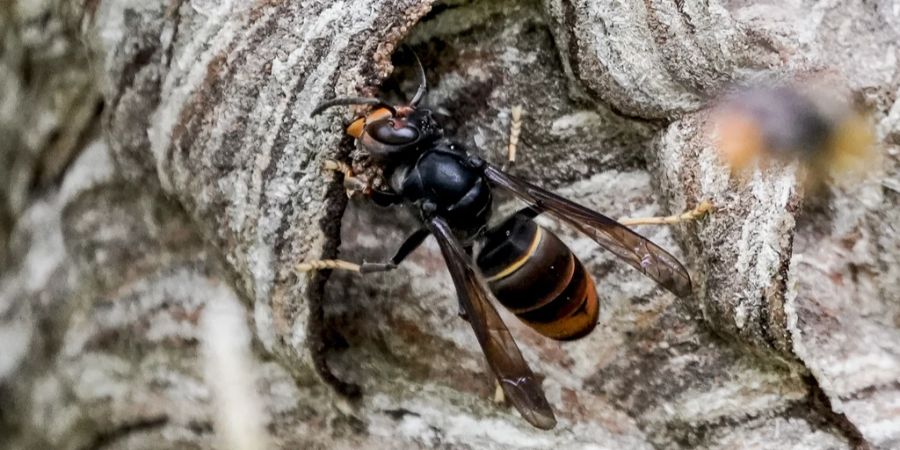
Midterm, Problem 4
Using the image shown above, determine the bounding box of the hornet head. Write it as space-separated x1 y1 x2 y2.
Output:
311 50 442 162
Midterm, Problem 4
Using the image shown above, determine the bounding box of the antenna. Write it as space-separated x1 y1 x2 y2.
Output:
409 49 427 106
312 47 427 116
310 97 393 117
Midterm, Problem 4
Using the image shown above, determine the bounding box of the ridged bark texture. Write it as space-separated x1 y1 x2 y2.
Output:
1 0 898 448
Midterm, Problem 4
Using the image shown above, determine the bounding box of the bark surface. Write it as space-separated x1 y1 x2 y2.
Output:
1 0 898 448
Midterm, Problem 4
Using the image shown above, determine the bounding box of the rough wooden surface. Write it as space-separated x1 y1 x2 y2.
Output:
1 0 898 448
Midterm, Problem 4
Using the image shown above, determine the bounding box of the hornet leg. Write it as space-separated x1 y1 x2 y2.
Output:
301 228 429 401
323 159 367 196
617 201 714 227
323 159 403 206
296 228 430 274
500 106 523 172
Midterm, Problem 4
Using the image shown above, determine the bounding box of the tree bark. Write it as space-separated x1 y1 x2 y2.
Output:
1 0 898 448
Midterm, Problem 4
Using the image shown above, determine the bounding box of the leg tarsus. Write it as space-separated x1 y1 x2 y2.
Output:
296 259 362 273
323 159 368 196
501 106 524 171
359 262 397 273
296 229 429 275
618 201 714 227
297 259 398 274
323 159 403 204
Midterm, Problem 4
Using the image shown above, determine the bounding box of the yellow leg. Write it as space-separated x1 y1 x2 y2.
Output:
296 259 397 274
296 259 361 273
323 160 368 195
506 106 524 166
618 201 714 227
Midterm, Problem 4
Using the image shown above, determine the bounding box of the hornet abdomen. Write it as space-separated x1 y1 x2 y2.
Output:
476 215 599 340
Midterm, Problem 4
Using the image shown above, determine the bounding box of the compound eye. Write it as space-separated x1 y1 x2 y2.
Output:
370 120 419 145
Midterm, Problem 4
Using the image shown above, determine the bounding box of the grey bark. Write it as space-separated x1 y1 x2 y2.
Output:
1 0 898 449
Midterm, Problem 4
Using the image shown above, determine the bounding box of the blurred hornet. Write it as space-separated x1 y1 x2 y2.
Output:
303 54 704 430
711 85 874 178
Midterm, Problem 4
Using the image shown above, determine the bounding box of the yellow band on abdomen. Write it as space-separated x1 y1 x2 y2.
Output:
485 227 542 282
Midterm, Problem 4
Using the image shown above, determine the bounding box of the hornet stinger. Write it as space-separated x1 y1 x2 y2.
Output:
301 53 709 430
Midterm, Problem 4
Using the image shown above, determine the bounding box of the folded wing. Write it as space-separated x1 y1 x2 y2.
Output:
484 164 692 297
427 216 557 430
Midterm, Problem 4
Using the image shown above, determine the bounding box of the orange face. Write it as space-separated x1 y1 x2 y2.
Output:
341 105 435 162
346 107 394 139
